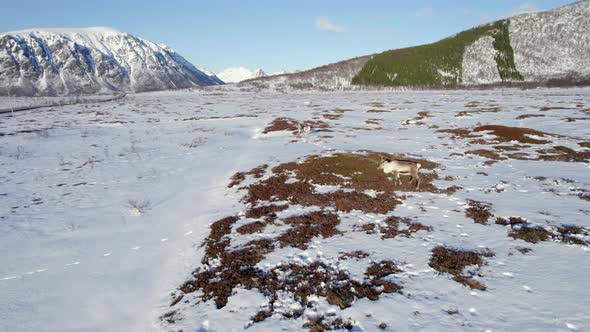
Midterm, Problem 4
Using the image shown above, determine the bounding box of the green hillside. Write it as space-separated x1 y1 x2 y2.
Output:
351 20 523 87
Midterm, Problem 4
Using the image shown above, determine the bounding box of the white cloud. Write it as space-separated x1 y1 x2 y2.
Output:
314 18 345 33
416 7 434 18
505 2 539 17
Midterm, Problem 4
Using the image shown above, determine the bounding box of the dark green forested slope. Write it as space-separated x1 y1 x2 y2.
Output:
351 20 523 87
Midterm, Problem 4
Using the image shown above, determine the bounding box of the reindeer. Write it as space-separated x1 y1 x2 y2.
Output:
378 157 422 189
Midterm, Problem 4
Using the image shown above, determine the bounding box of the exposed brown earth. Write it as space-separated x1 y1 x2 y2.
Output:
356 215 432 239
262 117 331 134
228 164 268 188
465 200 494 225
429 246 494 290
473 125 556 144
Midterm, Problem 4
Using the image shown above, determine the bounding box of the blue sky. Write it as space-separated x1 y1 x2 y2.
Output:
0 0 574 73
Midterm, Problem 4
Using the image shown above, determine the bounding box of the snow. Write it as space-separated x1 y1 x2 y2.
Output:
1 86 590 331
217 67 267 83
510 0 590 82
462 35 501 84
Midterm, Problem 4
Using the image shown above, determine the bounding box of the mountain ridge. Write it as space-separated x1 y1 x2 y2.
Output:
0 27 223 96
245 0 590 90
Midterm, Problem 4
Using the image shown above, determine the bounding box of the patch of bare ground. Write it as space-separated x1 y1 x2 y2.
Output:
508 226 552 244
579 142 590 149
236 221 267 234
179 114 257 122
367 109 390 113
322 113 343 121
332 108 354 113
339 250 370 260
494 145 529 151
466 149 507 161
516 114 545 120
561 117 590 122
473 125 556 144
356 215 432 239
303 316 355 331
271 152 442 194
517 247 532 254
535 146 590 162
228 164 268 188
436 128 480 139
278 211 341 249
465 200 494 225
262 117 331 134
495 217 528 226
368 102 385 108
509 224 589 246
456 107 503 117
404 111 432 125
244 204 289 220
539 106 570 112
429 246 494 290
365 118 382 125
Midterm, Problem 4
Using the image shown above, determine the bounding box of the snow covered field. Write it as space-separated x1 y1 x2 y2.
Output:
1 87 589 332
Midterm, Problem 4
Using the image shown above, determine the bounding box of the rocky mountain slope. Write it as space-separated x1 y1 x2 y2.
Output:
0 27 223 96
245 0 589 90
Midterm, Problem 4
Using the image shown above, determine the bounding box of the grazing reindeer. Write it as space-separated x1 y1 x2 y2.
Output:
378 157 422 189
298 123 312 136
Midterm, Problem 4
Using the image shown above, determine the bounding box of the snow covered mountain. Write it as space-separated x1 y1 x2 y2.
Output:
0 27 223 96
217 67 267 83
245 0 590 90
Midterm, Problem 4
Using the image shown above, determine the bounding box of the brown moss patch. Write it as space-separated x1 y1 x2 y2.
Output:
466 149 507 161
473 125 555 144
517 247 532 254
339 250 370 260
536 146 590 163
436 128 480 139
509 226 552 244
429 246 494 290
262 117 299 133
262 117 331 134
365 118 382 125
228 164 268 188
357 215 432 239
304 316 354 331
245 204 289 220
244 174 401 214
272 152 439 194
332 108 354 113
516 114 545 120
495 217 528 226
556 225 589 245
278 211 342 249
494 145 529 151
465 200 494 225
323 113 343 120
236 221 267 234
